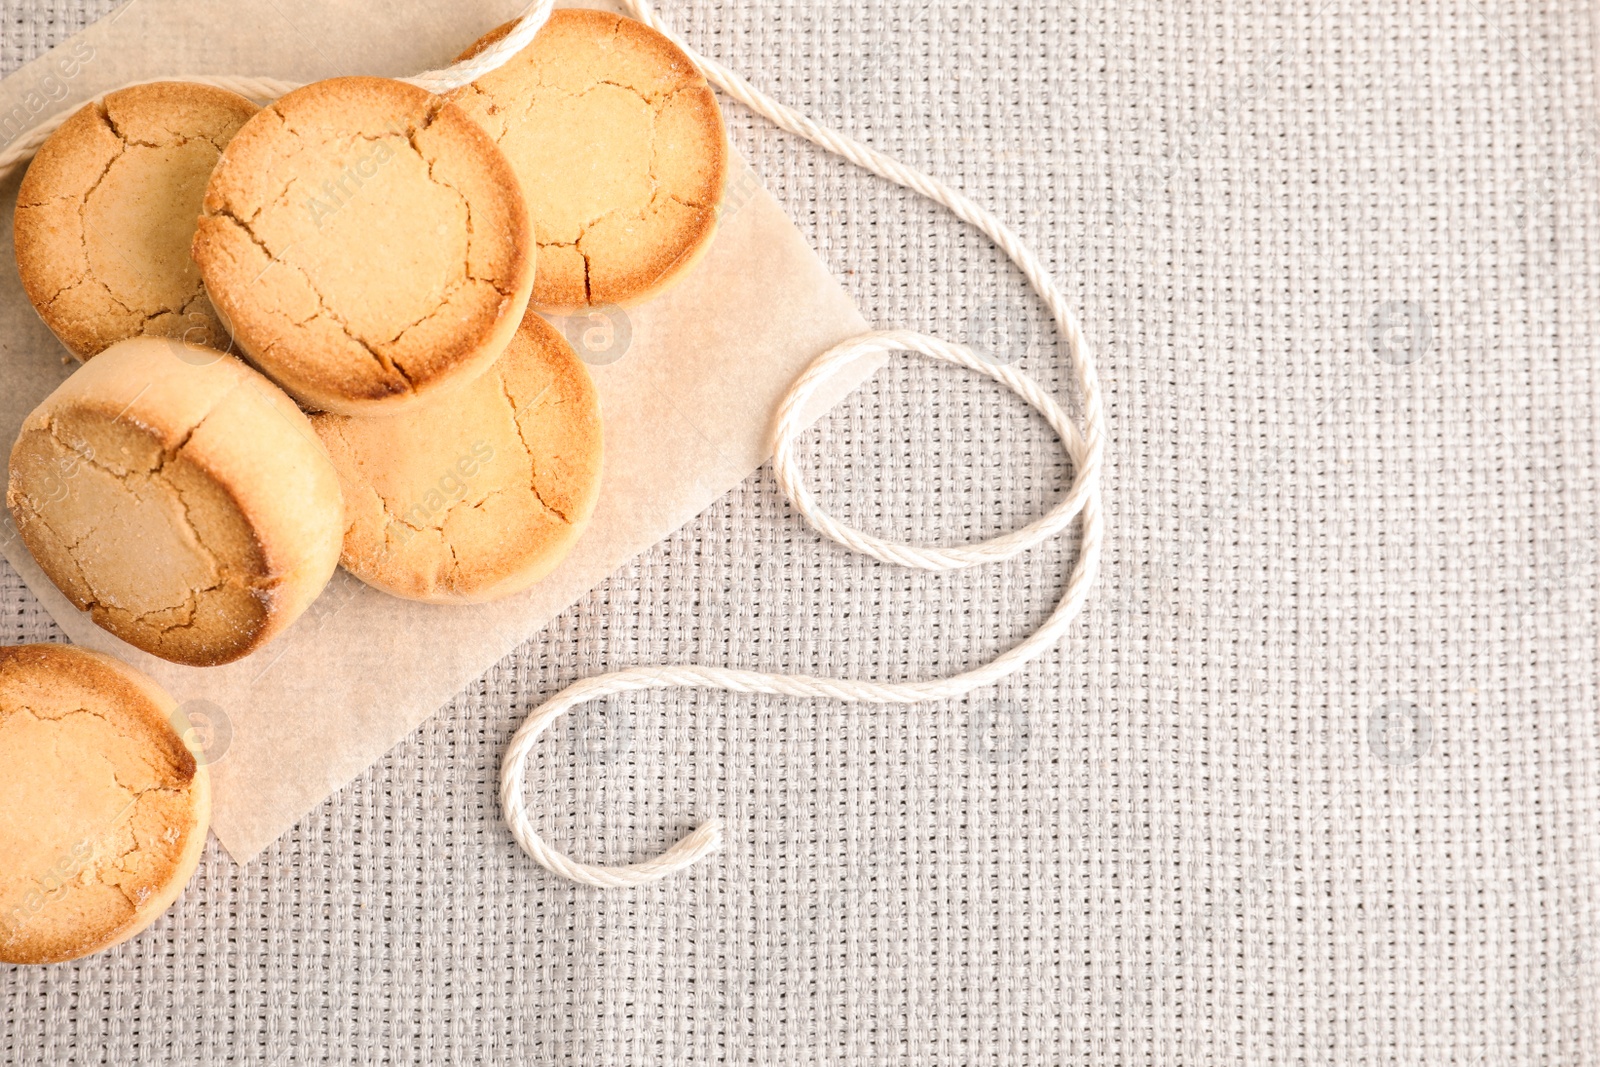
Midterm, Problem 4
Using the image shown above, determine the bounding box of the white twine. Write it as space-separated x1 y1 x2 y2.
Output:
501 328 1104 888
0 0 1107 888
503 0 1108 888
403 0 554 94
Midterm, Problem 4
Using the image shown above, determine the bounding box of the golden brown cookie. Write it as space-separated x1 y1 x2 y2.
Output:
13 81 259 360
192 76 535 415
449 9 727 312
311 310 602 603
6 337 345 666
0 644 209 965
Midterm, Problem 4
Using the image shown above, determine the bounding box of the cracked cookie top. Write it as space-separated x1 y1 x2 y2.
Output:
6 338 345 666
449 9 727 312
13 81 259 361
311 309 602 603
192 76 535 415
0 643 208 964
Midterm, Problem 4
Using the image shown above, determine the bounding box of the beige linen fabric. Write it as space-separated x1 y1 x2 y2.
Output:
2 0 1598 1063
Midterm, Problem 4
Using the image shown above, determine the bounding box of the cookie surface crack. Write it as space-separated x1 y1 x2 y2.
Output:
409 116 514 300
70 104 129 204
227 99 487 381
26 392 258 622
2 710 189 912
497 373 571 525
507 71 712 289
213 206 416 389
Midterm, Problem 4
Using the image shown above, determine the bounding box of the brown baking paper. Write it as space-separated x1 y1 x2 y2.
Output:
0 0 879 861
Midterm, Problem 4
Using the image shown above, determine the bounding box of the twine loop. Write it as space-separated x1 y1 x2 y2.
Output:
498 0 1107 886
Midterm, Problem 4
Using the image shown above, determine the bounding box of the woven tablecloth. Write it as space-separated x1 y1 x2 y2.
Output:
3 0 1599 1063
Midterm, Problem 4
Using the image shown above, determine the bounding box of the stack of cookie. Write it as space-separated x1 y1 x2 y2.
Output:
1 10 727 963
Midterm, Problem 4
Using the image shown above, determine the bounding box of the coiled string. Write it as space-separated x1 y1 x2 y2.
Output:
502 326 1104 887
501 0 1107 887
0 0 1106 888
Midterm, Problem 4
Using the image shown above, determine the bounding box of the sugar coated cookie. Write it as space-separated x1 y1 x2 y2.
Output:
13 81 259 360
7 337 344 666
449 9 727 312
0 644 209 964
192 76 535 415
311 310 602 603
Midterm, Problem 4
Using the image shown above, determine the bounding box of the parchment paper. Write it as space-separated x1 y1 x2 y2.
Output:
0 0 878 862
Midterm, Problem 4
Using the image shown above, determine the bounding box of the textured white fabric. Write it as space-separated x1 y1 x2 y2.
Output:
2 0 1599 1063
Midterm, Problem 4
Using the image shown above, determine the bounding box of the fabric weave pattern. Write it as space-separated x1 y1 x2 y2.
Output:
1 0 1597 1062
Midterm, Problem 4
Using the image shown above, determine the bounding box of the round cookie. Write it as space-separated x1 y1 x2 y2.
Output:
449 9 728 312
311 311 602 603
13 81 259 360
0 644 209 965
6 337 345 666
192 76 535 415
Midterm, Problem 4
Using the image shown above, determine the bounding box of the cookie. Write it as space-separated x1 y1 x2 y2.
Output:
449 9 727 312
192 76 535 415
311 310 602 603
13 81 259 360
0 644 209 965
6 337 345 666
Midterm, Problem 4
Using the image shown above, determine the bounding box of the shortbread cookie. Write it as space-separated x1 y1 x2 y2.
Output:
0 644 209 964
192 76 534 415
7 338 344 666
449 9 727 312
14 81 259 360
311 311 602 603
